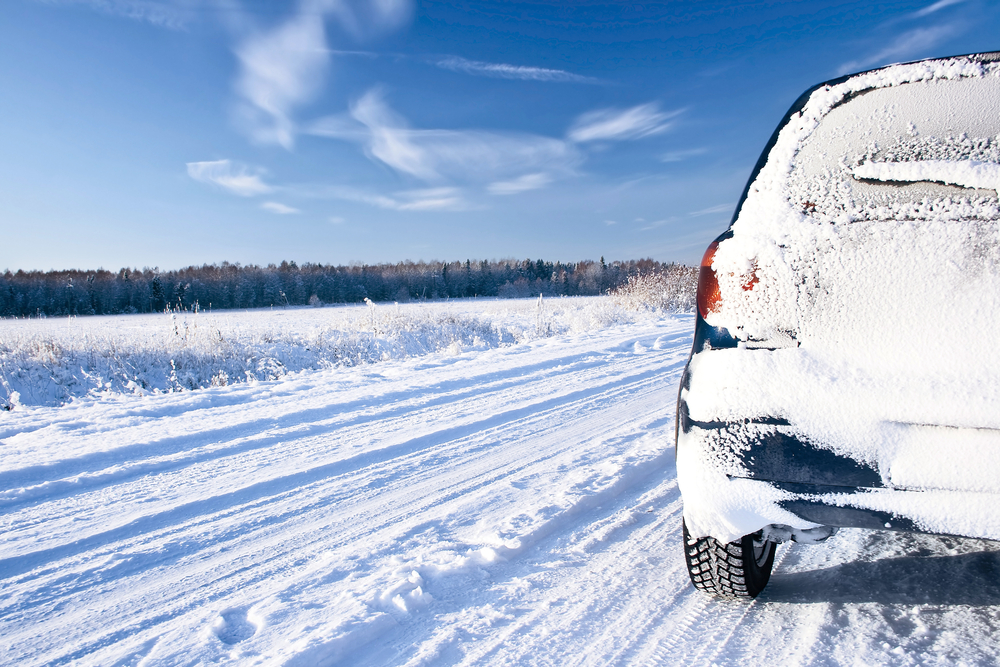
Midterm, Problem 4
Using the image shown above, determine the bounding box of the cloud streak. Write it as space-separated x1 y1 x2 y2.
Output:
307 91 684 207
435 56 599 83
689 203 734 217
487 173 552 195
662 147 708 163
186 160 272 196
638 218 675 231
39 0 197 28
568 103 682 143
913 0 965 18
261 201 301 214
327 185 470 211
837 23 960 75
233 11 330 149
309 89 579 185
231 0 413 149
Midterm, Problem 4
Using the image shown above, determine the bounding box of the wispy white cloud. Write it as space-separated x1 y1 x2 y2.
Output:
233 12 329 149
327 48 380 57
186 159 272 196
348 89 436 180
689 203 734 216
568 103 682 143
307 93 684 205
37 0 197 28
261 201 301 214
306 112 371 142
324 0 413 39
913 0 965 18
389 187 467 211
186 159 466 212
231 0 413 149
837 23 960 75
638 218 675 231
324 185 470 211
309 89 579 184
435 56 599 83
662 147 708 162
487 173 552 195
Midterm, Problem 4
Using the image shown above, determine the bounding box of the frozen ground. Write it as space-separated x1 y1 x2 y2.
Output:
0 296 642 409
1 301 1000 665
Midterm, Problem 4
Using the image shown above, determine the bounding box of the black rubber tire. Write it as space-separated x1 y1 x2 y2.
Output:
682 519 776 598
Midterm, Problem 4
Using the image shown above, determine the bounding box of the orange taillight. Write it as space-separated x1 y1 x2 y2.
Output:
697 240 721 319
698 239 758 319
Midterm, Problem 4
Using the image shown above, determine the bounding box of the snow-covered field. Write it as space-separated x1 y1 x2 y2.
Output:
0 297 643 410
2 299 1000 665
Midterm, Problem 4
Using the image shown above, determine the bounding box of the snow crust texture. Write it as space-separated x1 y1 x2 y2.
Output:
3 303 1000 665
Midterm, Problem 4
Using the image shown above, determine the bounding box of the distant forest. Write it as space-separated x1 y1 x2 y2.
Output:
0 257 694 318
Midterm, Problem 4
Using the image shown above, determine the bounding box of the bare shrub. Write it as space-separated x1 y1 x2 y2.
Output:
0 296 681 407
610 265 698 312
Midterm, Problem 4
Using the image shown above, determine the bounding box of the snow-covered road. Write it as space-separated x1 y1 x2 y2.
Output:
2 312 1000 665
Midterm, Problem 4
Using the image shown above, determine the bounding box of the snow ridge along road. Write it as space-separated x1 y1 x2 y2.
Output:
2 310 1000 665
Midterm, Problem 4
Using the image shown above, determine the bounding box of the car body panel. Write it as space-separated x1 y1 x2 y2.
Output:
677 52 1000 544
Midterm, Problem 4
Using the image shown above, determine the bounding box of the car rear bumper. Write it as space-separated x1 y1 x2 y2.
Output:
676 406 1000 544
675 343 1000 543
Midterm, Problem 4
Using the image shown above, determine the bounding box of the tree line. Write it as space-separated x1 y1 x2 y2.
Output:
0 257 694 318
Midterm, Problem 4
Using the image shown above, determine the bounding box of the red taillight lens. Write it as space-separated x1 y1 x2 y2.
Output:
697 240 721 319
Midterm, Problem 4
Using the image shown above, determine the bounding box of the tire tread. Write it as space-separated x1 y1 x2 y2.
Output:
682 520 775 599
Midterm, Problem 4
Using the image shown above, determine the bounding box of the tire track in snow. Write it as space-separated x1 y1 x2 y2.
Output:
417 478 688 666
0 350 682 568
0 342 645 506
3 352 676 596
644 545 794 667
0 332 676 520
97 388 676 664
681 543 793 666
1 322 693 665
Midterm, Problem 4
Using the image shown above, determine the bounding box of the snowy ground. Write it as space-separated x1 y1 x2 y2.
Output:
0 296 641 409
2 301 1000 666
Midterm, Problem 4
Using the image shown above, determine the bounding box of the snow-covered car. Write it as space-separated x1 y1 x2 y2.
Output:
677 51 1000 598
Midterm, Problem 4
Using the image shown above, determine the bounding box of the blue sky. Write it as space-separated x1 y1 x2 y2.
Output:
3 0 999 271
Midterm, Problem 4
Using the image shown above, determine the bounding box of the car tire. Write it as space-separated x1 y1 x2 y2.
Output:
682 519 776 598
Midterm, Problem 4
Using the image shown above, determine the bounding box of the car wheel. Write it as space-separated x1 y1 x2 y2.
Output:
682 519 776 598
